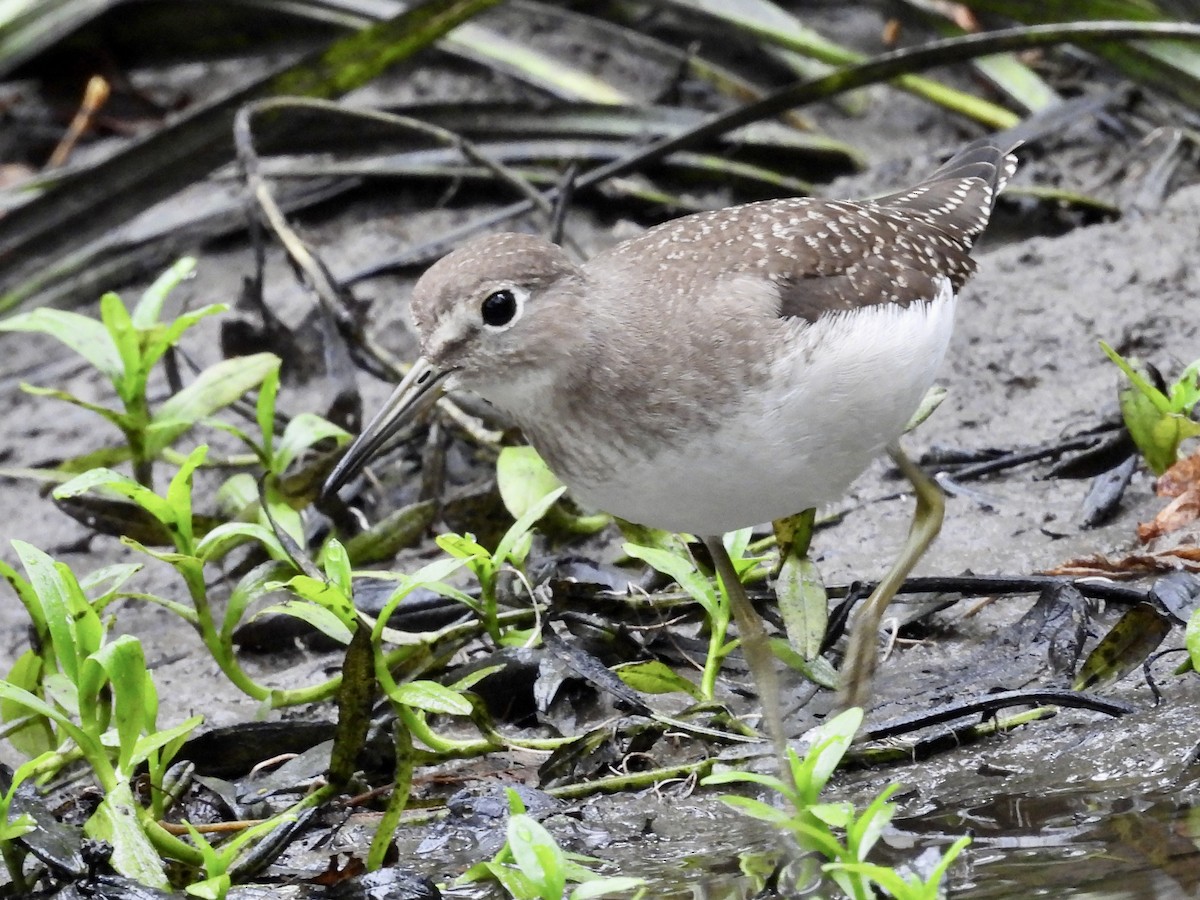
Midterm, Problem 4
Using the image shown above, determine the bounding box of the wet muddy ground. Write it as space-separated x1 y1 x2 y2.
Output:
3 4 1200 898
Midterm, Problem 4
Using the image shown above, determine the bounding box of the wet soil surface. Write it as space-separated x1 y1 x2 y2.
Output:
3 5 1200 898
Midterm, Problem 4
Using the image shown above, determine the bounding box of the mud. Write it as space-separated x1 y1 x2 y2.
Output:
2 4 1199 895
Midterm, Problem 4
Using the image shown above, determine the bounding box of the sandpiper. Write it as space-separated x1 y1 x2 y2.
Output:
326 137 1019 747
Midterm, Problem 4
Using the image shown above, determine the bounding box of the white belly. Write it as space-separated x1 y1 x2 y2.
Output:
569 286 957 534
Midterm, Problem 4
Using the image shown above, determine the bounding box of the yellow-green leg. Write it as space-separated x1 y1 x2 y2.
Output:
837 442 945 711
703 535 787 764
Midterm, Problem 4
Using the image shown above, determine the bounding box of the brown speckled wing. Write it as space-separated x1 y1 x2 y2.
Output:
774 138 1019 322
592 139 1018 324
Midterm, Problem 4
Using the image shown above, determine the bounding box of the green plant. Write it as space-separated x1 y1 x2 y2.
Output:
49 446 333 707
0 258 277 487
182 814 298 900
1101 342 1200 475
213 357 350 548
437 485 566 643
458 789 644 899
623 529 763 700
703 708 970 899
0 542 203 890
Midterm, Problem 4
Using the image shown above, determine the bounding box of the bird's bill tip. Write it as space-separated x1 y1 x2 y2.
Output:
322 357 448 497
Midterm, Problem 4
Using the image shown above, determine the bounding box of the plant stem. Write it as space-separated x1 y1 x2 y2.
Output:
368 720 415 870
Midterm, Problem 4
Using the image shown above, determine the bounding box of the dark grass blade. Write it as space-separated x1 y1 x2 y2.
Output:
658 0 1022 128
354 21 1200 275
0 0 500 312
0 0 112 76
961 0 1200 108
893 0 1062 113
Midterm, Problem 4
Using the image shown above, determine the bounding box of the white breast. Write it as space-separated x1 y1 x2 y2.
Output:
568 280 957 534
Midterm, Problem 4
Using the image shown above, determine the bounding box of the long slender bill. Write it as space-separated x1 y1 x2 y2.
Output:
323 356 451 496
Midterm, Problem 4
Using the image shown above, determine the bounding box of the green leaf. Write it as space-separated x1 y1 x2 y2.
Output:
451 664 506 691
924 835 972 892
716 795 796 827
132 257 196 328
80 563 143 606
769 637 839 689
808 800 855 830
323 539 353 596
624 541 719 618
1188 606 1200 672
186 874 232 899
14 541 82 682
99 292 140 402
0 680 106 771
1171 360 1200 413
166 446 208 552
223 561 294 643
19 383 125 427
846 783 898 860
827 861 913 898
775 551 827 661
0 308 124 384
494 485 567 564
799 708 862 799
389 680 473 716
147 354 279 457
1101 341 1200 474
279 575 357 629
904 384 947 432
366 555 475 642
0 558 38 627
507 788 528 816
85 781 169 888
497 445 565 520
255 601 353 645
140 304 227 373
1101 341 1172 410
0 811 36 843
54 469 174 531
701 770 791 794
2 651 53 757
82 636 148 774
196 521 289 564
613 660 702 698
273 413 349 474
508 813 566 900
256 361 282 463
437 532 490 561
486 862 542 899
1073 602 1172 691
130 716 203 771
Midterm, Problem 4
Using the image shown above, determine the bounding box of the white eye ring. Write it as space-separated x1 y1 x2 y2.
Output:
479 285 528 331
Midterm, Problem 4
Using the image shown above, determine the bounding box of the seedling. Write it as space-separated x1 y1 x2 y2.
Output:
703 708 970 899
438 486 566 643
0 542 202 889
1101 342 1200 475
624 529 763 700
213 358 349 549
458 789 644 899
0 258 277 487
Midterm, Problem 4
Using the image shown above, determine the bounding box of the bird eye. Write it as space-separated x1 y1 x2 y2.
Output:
480 288 520 329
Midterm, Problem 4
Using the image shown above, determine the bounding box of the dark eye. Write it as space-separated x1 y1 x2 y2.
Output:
481 289 518 327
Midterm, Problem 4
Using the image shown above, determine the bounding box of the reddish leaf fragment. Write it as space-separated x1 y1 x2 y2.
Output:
1156 451 1200 498
1137 486 1200 542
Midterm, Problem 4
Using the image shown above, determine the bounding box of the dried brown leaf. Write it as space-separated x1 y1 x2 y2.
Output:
1045 546 1200 577
1155 450 1200 498
1138 486 1200 542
